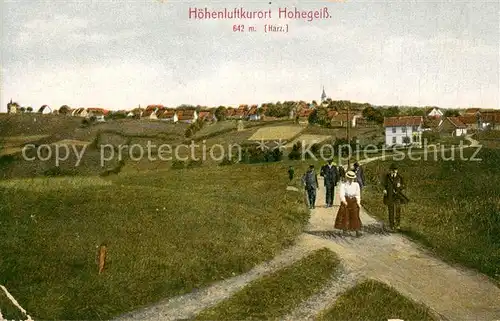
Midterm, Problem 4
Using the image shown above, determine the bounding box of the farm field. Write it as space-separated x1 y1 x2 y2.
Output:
248 125 304 141
286 134 332 147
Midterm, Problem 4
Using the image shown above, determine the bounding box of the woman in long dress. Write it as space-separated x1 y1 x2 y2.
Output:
334 170 362 237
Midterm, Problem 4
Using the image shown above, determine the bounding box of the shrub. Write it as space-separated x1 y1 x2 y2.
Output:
187 159 203 168
184 127 193 138
219 156 234 166
288 142 302 160
171 160 186 169
43 167 78 177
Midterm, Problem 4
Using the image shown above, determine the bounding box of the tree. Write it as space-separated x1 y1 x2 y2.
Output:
26 106 33 113
59 105 71 115
444 109 460 117
214 106 226 121
384 106 400 118
19 107 26 113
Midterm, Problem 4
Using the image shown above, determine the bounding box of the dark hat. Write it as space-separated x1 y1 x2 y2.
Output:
390 163 398 170
309 164 315 169
328 158 333 163
354 162 359 167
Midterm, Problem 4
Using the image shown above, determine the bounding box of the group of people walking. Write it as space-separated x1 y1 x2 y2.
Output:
295 160 407 236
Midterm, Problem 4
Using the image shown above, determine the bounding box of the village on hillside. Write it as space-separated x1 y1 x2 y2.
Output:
4 89 500 148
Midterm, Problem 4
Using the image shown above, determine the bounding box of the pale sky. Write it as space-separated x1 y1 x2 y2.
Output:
1 0 499 112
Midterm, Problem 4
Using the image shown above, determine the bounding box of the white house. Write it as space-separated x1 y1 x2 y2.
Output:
384 116 424 147
38 105 52 114
71 108 88 117
142 108 158 120
427 107 443 118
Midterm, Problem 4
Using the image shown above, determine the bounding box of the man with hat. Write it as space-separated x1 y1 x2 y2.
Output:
382 163 408 232
320 159 338 207
353 161 366 190
302 164 319 209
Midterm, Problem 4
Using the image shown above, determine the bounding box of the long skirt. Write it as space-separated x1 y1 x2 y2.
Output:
334 196 362 231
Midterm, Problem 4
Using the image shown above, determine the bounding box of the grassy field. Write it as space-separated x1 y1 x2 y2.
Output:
0 163 309 320
318 280 437 321
0 288 27 321
360 147 500 281
195 248 340 320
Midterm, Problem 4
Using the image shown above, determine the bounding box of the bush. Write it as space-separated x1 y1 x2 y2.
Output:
219 156 234 166
184 127 193 138
43 167 78 177
288 142 302 160
187 159 203 168
172 160 186 169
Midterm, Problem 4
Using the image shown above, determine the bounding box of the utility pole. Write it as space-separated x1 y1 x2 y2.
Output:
346 101 350 169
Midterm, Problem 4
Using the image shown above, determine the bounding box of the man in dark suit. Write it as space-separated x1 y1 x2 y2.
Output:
353 162 366 190
320 159 338 207
382 163 408 232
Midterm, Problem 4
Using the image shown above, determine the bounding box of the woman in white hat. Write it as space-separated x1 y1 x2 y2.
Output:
334 170 362 237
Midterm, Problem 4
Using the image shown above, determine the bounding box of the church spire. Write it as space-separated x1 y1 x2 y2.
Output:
321 86 327 102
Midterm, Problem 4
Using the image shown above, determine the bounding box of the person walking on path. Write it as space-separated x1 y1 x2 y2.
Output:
288 166 295 183
334 170 362 237
302 165 319 209
320 159 338 207
353 161 366 190
337 164 346 183
382 163 409 232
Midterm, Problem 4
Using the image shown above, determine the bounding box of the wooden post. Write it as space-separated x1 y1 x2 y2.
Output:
98 244 107 274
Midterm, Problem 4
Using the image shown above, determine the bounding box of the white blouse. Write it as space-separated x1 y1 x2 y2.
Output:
339 181 361 204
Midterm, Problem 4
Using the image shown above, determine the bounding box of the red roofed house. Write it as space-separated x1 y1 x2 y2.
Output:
384 116 424 147
481 110 500 130
438 117 468 136
297 108 314 125
158 109 178 122
198 110 217 122
233 105 248 119
176 110 198 123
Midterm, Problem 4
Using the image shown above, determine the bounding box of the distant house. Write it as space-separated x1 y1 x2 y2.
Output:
38 105 52 114
158 109 178 122
8 105 18 114
438 117 467 136
297 108 314 124
71 108 88 117
383 116 424 147
457 115 478 129
225 108 236 119
177 110 198 123
247 105 260 121
481 110 500 130
198 110 217 122
87 108 109 117
426 107 443 118
233 105 248 119
330 112 361 128
463 108 481 115
142 109 158 120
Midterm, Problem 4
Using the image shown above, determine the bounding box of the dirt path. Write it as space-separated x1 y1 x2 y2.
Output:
114 237 322 321
282 179 500 321
115 134 500 321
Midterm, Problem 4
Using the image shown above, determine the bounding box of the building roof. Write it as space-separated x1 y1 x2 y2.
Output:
383 116 423 127
298 108 314 117
159 110 176 118
458 115 478 124
446 117 467 128
464 108 481 114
